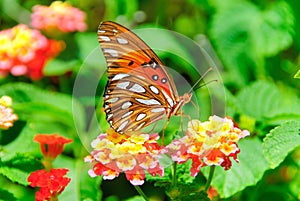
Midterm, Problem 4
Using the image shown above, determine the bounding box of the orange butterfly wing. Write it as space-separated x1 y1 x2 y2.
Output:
98 21 179 133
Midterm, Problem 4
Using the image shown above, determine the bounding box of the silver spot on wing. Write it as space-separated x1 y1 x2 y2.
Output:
103 48 119 57
112 73 130 81
135 98 161 105
116 37 129 44
106 97 118 103
122 110 133 118
99 36 111 41
121 102 132 109
151 108 165 113
116 81 130 89
149 85 159 94
129 83 146 93
136 113 146 121
117 120 129 132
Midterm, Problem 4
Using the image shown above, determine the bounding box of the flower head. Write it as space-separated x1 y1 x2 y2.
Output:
34 134 72 161
0 96 18 129
31 1 87 33
85 128 164 185
0 24 64 80
28 168 71 201
165 116 250 176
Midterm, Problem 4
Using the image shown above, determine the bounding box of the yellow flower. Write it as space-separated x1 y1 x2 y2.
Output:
106 128 127 143
0 96 12 107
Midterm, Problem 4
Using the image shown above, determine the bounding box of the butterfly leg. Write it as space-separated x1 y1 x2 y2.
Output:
178 111 192 136
161 119 171 145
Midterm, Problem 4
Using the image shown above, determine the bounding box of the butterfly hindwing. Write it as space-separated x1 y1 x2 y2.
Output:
104 74 167 133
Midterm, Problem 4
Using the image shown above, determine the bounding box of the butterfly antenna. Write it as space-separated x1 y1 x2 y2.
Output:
193 79 218 91
188 67 214 93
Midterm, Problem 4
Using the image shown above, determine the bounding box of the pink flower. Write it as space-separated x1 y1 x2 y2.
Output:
85 128 164 185
0 24 64 80
31 1 87 33
165 116 250 176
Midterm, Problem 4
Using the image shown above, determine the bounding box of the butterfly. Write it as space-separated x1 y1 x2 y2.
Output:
98 21 192 134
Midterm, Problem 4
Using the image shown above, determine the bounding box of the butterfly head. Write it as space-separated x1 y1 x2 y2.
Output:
168 93 193 118
181 93 193 103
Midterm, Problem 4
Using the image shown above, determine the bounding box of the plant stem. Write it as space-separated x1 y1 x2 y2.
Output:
171 162 177 187
134 185 149 201
204 165 215 192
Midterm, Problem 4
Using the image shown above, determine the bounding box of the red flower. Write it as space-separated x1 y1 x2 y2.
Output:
28 168 71 201
34 134 72 160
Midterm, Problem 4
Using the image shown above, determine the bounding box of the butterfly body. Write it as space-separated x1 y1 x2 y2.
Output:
98 21 192 134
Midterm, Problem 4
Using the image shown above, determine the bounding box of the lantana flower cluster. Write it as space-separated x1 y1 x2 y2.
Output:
0 95 18 129
28 168 71 201
0 24 64 80
85 128 164 185
86 116 249 186
31 1 87 33
165 116 250 176
28 134 72 201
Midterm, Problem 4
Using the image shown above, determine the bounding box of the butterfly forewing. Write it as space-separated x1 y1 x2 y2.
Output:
98 21 180 133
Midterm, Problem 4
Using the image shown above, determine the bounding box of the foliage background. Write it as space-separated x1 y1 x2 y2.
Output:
0 0 299 201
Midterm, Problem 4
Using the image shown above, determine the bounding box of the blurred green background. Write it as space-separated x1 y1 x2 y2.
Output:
0 0 299 201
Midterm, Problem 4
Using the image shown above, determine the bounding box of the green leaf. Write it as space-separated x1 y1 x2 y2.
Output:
102 0 138 21
0 153 43 186
179 191 210 201
202 138 269 198
294 70 300 79
0 167 29 186
0 189 17 201
168 187 209 201
124 196 145 201
1 153 43 172
75 32 99 62
263 121 300 169
236 80 300 124
44 59 80 76
0 82 86 134
210 1 294 85
254 1 294 57
176 161 197 185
